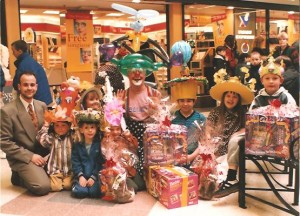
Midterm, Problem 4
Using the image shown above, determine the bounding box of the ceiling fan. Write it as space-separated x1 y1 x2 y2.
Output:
106 0 171 5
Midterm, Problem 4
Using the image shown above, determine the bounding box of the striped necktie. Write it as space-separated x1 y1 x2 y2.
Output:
28 104 38 130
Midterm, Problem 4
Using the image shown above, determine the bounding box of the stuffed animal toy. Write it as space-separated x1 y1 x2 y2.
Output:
60 76 80 116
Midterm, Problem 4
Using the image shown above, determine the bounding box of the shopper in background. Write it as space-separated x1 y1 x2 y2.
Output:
11 40 52 106
275 55 299 105
246 51 263 93
272 32 299 71
0 71 50 196
213 46 228 73
291 40 299 72
224 35 238 76
235 53 250 81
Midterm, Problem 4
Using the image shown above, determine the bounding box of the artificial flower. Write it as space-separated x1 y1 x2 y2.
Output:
104 98 125 126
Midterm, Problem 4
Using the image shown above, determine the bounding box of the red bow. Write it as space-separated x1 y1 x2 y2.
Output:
270 99 281 108
200 153 212 162
105 158 116 167
162 116 171 127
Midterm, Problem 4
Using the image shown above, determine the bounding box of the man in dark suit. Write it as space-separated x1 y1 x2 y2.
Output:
0 71 50 196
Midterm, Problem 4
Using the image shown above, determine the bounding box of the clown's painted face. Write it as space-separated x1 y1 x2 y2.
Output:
127 68 146 86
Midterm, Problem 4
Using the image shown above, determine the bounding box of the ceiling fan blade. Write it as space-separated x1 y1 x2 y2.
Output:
111 3 137 15
137 9 159 19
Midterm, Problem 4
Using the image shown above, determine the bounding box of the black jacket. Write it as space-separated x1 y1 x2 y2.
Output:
282 66 299 105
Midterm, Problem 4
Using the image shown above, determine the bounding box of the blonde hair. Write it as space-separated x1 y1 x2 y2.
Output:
277 32 288 40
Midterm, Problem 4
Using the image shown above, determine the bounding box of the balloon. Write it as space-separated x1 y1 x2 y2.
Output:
171 40 192 65
170 51 184 66
111 53 165 76
99 44 116 61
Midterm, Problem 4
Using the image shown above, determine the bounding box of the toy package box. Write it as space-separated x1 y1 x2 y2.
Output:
143 124 188 166
245 112 299 159
147 166 198 209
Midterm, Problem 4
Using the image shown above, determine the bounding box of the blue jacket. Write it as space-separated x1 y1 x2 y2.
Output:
13 52 52 105
71 140 105 181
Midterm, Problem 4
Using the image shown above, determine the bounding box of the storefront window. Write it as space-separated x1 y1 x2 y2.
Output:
269 10 299 52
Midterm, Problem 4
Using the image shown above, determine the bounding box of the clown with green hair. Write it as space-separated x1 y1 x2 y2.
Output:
111 53 164 191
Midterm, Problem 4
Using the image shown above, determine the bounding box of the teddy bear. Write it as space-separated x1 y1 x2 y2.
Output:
59 76 80 116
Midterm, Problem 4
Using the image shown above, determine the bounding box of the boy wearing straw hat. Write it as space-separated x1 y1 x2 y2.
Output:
169 77 207 165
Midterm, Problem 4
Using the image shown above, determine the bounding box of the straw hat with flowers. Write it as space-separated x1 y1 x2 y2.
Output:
210 68 256 105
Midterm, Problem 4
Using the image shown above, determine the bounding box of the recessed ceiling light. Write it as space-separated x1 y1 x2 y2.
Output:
227 6 234 9
288 11 295 14
132 0 141 3
43 10 60 15
90 11 95 14
59 13 65 17
20 10 28 14
106 13 124 17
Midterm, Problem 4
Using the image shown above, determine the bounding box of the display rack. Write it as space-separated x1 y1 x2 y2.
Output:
239 138 299 216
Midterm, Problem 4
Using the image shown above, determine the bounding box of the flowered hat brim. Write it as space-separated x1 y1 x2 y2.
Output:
210 81 254 105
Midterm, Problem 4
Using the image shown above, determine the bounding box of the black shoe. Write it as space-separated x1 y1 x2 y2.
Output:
11 171 21 186
213 179 239 198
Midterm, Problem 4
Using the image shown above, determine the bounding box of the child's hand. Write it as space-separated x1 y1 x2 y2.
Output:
116 89 126 102
86 178 95 187
147 97 160 109
44 110 52 125
79 176 87 187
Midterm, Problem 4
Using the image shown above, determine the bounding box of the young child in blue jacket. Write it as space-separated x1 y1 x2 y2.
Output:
71 109 105 198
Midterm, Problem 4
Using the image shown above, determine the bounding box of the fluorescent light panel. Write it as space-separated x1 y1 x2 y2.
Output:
106 13 124 17
20 10 28 14
43 10 60 15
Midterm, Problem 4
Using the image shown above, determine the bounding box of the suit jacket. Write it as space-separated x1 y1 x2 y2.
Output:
0 97 47 169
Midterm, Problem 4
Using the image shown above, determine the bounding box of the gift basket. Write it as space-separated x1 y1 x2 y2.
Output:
143 98 188 166
190 122 224 200
246 101 299 159
99 159 135 203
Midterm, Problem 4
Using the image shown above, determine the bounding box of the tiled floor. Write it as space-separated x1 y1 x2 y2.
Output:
1 157 299 216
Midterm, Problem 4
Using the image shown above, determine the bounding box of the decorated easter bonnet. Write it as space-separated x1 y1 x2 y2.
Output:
104 98 125 126
73 108 102 124
210 69 255 105
79 87 103 110
259 56 284 78
111 53 164 77
44 105 73 123
163 76 208 101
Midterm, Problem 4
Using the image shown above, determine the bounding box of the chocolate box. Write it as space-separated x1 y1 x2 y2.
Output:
147 166 198 209
245 113 299 159
143 124 188 166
